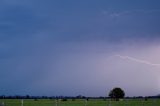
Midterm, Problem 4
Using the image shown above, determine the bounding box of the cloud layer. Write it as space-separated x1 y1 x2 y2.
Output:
0 0 160 96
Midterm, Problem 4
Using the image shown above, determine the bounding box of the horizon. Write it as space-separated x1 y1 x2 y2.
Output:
1 0 160 97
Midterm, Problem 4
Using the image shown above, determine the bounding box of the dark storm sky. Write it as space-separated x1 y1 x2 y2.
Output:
1 0 160 96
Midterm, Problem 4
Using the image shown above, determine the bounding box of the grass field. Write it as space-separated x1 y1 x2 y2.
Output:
0 99 160 106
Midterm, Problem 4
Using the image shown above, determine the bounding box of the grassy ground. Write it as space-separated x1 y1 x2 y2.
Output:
0 99 160 106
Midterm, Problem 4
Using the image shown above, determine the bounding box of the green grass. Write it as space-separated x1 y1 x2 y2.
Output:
0 99 160 106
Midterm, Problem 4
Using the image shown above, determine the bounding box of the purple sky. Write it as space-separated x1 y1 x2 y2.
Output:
0 0 160 97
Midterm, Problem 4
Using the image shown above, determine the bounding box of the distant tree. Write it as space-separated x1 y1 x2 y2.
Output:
86 98 89 101
34 98 38 101
72 98 76 101
76 95 83 99
62 98 67 101
26 95 30 99
144 97 148 101
108 87 125 101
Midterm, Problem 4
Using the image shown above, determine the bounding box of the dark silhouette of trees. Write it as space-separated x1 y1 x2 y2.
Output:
108 87 125 101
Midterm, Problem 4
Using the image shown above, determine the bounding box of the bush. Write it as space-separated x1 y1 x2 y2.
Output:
62 98 67 101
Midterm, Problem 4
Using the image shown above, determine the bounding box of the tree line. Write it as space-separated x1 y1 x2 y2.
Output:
0 87 160 100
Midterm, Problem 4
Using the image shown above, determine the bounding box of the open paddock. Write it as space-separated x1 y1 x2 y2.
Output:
0 98 160 106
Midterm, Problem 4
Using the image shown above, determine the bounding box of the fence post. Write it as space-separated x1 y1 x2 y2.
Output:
84 99 87 106
2 102 4 106
108 100 111 106
55 100 58 106
21 99 23 106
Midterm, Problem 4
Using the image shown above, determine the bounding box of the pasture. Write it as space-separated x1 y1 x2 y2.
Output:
0 98 160 106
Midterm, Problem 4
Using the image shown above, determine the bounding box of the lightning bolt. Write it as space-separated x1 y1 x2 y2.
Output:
114 55 160 67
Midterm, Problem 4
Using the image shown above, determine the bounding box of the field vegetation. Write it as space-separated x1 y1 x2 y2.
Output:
0 98 160 106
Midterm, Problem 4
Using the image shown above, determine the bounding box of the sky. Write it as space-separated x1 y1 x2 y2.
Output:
0 0 160 97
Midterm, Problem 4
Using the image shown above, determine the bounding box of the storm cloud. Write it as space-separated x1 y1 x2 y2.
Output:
0 0 160 97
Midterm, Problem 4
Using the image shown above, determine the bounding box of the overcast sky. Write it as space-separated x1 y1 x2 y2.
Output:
1 0 160 97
